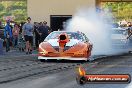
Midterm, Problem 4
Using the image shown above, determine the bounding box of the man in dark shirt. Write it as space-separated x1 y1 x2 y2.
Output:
38 21 50 42
34 22 40 48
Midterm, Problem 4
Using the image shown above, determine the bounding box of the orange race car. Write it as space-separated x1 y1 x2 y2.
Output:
38 31 93 61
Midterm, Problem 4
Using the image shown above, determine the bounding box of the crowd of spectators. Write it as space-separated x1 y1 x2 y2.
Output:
2 17 51 54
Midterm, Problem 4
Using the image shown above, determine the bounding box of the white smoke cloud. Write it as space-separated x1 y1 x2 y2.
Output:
65 7 126 55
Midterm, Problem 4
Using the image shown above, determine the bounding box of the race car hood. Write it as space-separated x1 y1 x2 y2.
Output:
47 39 80 47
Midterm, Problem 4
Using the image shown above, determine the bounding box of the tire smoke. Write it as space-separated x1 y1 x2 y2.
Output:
65 8 124 55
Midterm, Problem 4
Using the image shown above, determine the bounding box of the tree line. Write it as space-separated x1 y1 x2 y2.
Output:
101 2 132 22
0 1 27 23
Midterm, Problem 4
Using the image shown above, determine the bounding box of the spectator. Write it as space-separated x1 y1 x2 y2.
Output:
4 20 13 52
19 22 25 33
34 22 40 48
127 22 132 39
127 22 132 46
22 17 34 54
12 24 20 47
43 21 51 33
38 21 50 42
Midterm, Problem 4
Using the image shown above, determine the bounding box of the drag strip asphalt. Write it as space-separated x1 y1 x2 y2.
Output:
0 53 131 88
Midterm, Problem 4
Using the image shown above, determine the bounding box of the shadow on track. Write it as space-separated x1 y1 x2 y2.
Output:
40 59 88 64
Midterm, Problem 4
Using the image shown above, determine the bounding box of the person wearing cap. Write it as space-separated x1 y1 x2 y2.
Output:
4 20 13 52
22 17 34 54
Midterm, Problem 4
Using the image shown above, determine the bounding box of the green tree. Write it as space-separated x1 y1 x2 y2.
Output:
101 2 132 22
0 1 27 23
0 3 4 11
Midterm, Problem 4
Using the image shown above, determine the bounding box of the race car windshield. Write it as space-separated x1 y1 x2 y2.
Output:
45 32 84 41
